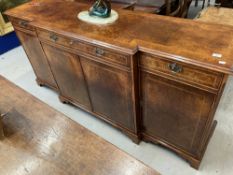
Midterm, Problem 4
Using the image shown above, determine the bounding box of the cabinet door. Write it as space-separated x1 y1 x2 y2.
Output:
15 30 57 89
140 71 215 154
42 43 91 109
80 58 135 131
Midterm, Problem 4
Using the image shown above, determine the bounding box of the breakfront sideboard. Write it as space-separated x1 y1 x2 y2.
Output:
5 0 233 169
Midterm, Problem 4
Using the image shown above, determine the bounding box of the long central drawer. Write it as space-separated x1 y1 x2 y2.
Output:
37 29 130 67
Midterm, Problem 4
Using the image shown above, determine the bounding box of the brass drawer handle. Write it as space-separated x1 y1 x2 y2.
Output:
50 34 58 42
168 63 183 73
19 21 28 27
95 48 105 56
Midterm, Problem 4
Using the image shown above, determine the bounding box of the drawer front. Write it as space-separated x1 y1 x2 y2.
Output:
37 29 130 67
139 53 223 90
10 17 34 31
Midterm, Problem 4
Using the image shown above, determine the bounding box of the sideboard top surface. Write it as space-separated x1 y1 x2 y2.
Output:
5 0 233 74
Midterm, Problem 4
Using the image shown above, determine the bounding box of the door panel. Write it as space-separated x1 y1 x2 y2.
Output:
141 71 215 154
80 58 135 131
42 43 91 109
15 30 57 88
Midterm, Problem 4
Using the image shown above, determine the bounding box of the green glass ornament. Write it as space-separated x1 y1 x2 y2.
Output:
89 0 111 18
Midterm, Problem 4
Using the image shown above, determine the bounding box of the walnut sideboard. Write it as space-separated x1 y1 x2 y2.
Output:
5 0 233 169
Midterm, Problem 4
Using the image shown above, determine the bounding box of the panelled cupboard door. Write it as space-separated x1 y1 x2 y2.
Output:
15 30 57 88
41 43 91 110
80 58 135 131
140 71 215 155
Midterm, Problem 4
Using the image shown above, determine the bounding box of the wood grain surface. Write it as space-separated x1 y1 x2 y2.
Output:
4 0 233 169
5 0 233 74
0 76 159 175
196 7 233 27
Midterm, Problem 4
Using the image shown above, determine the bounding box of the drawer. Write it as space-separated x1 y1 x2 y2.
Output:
139 53 223 90
10 17 34 31
37 29 130 67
